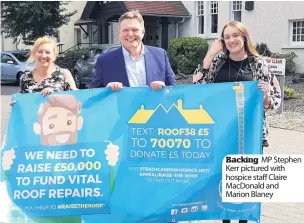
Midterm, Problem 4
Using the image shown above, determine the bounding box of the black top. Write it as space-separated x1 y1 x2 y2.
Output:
213 58 253 83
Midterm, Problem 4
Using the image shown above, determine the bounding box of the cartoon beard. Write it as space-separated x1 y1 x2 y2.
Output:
41 131 78 146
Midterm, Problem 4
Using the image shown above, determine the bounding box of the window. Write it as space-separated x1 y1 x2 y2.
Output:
197 1 219 36
197 1 204 34
292 20 304 43
75 28 81 44
1 54 14 64
210 1 218 34
12 52 28 62
232 1 242 22
92 24 99 44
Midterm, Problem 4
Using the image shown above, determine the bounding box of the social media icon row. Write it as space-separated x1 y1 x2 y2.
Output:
171 204 208 215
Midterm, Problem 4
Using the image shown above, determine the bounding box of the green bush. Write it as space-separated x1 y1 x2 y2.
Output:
167 37 209 76
284 87 297 99
256 42 272 57
271 52 297 75
255 42 297 75
56 48 91 71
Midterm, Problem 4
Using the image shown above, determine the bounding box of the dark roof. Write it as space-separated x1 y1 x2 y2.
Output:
80 1 97 20
124 1 191 17
78 1 191 21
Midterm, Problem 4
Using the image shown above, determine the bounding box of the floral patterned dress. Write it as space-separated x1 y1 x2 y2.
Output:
19 65 71 93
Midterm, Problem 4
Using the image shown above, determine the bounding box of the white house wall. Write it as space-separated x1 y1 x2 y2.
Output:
217 1 231 35
180 1 231 45
180 1 197 38
180 1 304 73
59 1 87 51
242 1 304 73
1 35 18 51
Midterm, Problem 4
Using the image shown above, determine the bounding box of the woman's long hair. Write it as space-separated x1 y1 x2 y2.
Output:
221 21 260 57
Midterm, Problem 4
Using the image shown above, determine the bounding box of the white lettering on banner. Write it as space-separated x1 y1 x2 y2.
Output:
46 150 78 159
222 155 304 202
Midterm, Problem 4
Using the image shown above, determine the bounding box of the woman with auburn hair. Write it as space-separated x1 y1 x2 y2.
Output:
193 21 281 223
10 36 77 105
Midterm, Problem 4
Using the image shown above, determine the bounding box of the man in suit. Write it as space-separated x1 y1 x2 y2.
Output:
90 10 176 90
85 11 176 223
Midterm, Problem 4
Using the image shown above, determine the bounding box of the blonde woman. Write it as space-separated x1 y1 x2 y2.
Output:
22 36 76 93
7 37 80 222
10 36 76 106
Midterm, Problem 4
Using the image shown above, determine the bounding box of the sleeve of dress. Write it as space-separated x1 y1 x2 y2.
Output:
18 74 26 93
192 63 209 84
192 54 221 84
262 60 282 110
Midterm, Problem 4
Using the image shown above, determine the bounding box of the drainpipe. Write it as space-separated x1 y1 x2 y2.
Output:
175 18 185 38
111 23 114 43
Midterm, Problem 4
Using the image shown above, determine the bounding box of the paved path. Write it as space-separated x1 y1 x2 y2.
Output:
183 128 304 223
259 128 304 223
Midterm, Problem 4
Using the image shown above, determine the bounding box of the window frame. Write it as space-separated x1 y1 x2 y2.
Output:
74 28 82 44
1 53 15 64
209 1 219 35
289 19 304 46
196 1 219 38
231 1 242 22
197 1 205 35
92 24 99 44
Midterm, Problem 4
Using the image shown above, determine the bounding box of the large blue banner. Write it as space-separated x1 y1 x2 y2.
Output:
1 82 263 223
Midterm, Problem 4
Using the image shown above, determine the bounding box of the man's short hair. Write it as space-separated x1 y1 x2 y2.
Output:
118 10 144 29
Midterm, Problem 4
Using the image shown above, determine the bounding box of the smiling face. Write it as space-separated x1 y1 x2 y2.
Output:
119 18 144 52
223 26 245 55
34 95 83 146
34 43 55 67
41 107 79 145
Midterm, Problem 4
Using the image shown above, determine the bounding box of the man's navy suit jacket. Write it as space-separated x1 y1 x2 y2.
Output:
90 45 176 88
